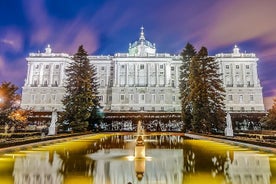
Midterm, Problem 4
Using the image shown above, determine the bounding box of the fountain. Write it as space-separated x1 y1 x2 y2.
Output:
137 120 144 136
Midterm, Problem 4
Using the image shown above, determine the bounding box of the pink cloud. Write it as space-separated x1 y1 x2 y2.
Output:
22 0 52 45
199 1 276 49
22 0 99 54
264 96 275 110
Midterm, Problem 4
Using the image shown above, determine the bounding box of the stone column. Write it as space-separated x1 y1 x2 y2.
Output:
49 64 54 86
28 63 33 86
126 64 128 87
156 63 159 87
134 64 138 86
60 63 64 86
39 64 44 86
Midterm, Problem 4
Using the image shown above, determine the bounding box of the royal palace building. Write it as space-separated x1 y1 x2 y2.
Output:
21 28 265 117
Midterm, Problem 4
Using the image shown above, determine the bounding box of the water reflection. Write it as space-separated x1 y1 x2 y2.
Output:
13 151 63 184
0 134 274 184
226 151 271 184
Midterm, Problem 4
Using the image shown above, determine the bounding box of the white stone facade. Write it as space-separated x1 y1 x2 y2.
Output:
21 28 265 113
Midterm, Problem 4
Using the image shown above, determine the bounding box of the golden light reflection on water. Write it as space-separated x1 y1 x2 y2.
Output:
0 133 275 184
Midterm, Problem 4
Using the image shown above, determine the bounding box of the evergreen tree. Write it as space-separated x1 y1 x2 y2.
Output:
189 47 225 133
261 98 276 130
179 43 196 131
62 45 99 132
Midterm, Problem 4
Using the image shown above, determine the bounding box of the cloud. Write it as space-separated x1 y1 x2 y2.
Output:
22 0 99 54
0 55 26 88
199 1 276 50
264 96 275 110
0 28 23 52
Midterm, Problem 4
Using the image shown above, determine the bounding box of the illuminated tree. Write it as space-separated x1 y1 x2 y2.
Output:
62 45 99 132
179 43 196 132
0 81 20 125
179 45 225 133
189 47 225 133
261 98 276 130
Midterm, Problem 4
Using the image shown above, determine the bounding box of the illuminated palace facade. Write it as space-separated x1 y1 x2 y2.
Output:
21 28 265 115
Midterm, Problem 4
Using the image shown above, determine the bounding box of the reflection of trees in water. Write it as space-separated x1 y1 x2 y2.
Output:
13 151 64 184
182 140 229 179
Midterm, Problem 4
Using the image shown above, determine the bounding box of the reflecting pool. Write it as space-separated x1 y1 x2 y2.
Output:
0 133 275 184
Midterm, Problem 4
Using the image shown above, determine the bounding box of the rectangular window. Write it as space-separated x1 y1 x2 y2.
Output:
99 96 103 101
160 64 164 69
230 107 233 111
241 107 245 111
108 96 112 102
250 95 254 101
228 95 233 101
41 94 45 102
55 65 59 69
161 107 164 111
101 66 105 70
140 64 144 70
152 94 156 102
226 65 229 69
45 65 49 69
31 95 35 103
171 66 175 71
236 65 239 69
121 65 125 69
52 95 56 101
251 107 255 111
172 96 176 101
239 95 243 102
120 94 125 101
129 94 134 101
160 94 165 101
246 65 249 69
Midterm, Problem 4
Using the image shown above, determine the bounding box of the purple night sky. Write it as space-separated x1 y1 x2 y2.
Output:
0 0 276 109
